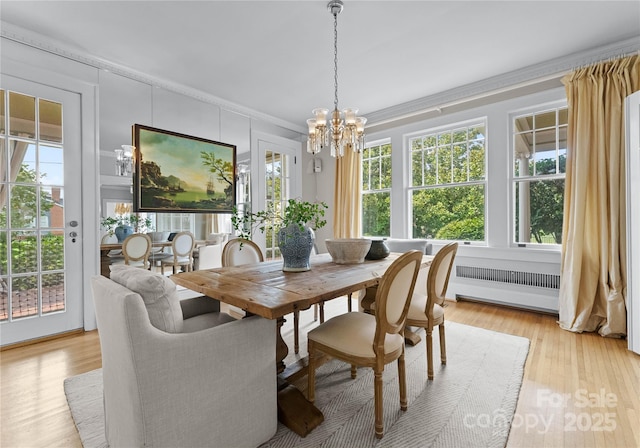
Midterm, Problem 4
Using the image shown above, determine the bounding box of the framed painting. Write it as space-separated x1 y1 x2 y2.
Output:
133 124 236 213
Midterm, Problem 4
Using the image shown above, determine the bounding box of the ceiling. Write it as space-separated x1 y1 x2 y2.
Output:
1 1 639 131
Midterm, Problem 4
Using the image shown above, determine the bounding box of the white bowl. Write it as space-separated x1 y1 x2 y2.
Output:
325 238 372 264
147 231 170 242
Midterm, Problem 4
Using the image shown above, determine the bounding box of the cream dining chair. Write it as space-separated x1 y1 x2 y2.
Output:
307 250 423 439
405 241 458 380
121 233 152 270
161 231 195 275
221 238 264 319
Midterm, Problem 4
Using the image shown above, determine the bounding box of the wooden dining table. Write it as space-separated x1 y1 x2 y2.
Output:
170 252 433 436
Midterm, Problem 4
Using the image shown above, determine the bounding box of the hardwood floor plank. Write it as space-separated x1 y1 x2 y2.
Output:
1 300 638 447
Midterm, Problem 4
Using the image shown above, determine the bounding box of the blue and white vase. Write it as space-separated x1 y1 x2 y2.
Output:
114 224 134 243
277 223 314 272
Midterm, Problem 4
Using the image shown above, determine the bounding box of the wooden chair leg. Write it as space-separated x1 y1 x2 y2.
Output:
307 342 316 403
439 323 447 365
374 368 384 439
347 293 352 312
398 351 407 411
350 364 357 379
313 303 318 321
426 328 434 380
293 310 300 354
319 302 325 323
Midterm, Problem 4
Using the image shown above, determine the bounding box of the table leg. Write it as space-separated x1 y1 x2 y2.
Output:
100 249 111 278
275 315 324 436
404 327 422 346
276 316 289 374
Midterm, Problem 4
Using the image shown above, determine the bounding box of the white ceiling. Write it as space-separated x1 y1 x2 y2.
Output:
2 1 639 130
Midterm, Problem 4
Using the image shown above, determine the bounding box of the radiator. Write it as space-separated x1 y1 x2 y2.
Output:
455 265 560 289
449 261 560 313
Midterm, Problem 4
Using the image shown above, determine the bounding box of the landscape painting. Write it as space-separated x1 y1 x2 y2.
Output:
133 124 236 213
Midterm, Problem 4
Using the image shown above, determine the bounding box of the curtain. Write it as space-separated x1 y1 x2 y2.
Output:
558 55 640 336
332 148 362 238
205 213 231 235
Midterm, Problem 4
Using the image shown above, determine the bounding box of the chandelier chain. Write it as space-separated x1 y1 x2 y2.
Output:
333 11 339 110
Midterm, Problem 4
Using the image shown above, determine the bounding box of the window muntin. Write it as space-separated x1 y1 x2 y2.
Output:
409 121 486 241
512 106 567 245
362 142 391 237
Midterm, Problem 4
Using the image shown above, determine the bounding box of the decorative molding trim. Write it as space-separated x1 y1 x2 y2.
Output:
3 21 638 132
0 21 307 135
365 36 640 126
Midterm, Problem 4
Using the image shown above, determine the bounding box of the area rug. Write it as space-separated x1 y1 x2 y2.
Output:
65 321 529 448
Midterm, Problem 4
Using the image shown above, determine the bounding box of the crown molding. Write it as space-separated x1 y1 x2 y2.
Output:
3 21 638 133
0 21 307 135
365 36 640 127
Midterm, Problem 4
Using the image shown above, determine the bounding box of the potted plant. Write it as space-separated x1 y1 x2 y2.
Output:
101 203 154 242
231 198 328 272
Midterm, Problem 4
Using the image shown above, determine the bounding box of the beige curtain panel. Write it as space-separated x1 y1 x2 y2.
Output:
333 149 362 238
559 55 639 337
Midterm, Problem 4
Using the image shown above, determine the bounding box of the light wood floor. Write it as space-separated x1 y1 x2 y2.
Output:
1 299 638 448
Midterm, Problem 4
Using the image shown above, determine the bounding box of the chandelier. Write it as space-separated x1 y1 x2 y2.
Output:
306 0 366 158
114 144 134 176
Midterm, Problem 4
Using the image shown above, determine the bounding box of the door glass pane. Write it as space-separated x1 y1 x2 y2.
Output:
42 230 64 271
11 274 38 319
41 187 64 229
42 272 65 314
39 144 64 185
10 185 38 229
0 139 5 182
0 89 5 134
9 92 36 139
38 99 62 143
11 230 37 273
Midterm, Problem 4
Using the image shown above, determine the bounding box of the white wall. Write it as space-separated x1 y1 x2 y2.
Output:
1 37 306 331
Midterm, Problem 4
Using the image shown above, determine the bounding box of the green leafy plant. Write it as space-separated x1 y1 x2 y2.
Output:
231 198 328 241
101 214 154 235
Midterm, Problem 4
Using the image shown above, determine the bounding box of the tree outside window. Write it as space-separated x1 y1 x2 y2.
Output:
410 121 486 241
361 142 391 237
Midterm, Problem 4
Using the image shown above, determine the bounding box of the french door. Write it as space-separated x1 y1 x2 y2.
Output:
253 134 301 260
0 76 83 346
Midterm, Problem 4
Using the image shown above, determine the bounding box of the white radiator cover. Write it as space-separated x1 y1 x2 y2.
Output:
447 253 561 313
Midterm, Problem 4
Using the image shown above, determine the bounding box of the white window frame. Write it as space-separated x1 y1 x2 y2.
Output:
509 100 567 249
406 117 487 243
361 138 392 237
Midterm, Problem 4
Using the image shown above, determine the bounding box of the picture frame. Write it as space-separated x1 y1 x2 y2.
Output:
133 124 236 213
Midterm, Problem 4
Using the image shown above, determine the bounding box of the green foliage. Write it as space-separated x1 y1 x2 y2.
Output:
201 151 234 199
0 165 54 229
100 215 153 235
231 199 328 241
436 217 484 240
362 192 390 237
412 185 485 241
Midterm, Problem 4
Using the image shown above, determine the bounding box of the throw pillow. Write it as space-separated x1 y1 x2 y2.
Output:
110 265 183 333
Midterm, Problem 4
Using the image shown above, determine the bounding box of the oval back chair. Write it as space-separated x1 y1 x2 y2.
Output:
405 242 458 380
122 233 152 270
307 250 423 439
161 231 195 275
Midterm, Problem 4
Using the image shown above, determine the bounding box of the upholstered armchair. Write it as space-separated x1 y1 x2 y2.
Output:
91 265 277 447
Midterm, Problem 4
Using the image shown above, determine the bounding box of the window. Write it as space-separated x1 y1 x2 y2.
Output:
361 141 391 237
512 106 567 245
155 213 194 233
409 121 486 241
